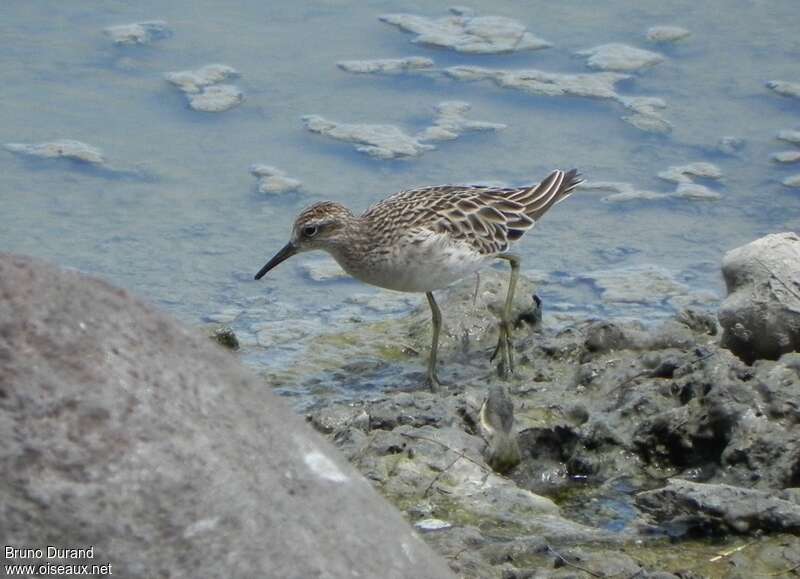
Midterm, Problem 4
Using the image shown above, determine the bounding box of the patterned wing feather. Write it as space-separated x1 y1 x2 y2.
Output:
362 169 582 256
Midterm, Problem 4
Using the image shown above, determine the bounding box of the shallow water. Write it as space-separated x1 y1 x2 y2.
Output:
1 0 799 382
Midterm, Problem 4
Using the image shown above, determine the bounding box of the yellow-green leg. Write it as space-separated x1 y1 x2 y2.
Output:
425 291 442 391
490 254 520 378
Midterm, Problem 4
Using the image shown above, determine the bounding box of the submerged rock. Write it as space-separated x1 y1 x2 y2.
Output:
717 136 745 155
657 162 723 183
767 80 800 99
104 20 172 45
646 25 691 43
337 57 435 74
777 130 800 145
165 64 243 112
444 65 628 99
303 114 434 159
5 139 105 165
673 182 721 200
618 96 672 133
249 164 302 194
187 84 243 112
579 265 694 306
299 258 349 282
576 43 665 72
379 7 551 54
415 101 506 142
441 65 670 133
772 150 800 163
718 232 800 363
165 64 239 93
303 101 503 160
0 253 455 579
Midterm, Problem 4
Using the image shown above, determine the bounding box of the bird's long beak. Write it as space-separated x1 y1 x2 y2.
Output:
254 242 298 280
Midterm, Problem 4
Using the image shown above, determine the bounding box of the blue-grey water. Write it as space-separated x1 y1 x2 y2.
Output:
2 1 799 392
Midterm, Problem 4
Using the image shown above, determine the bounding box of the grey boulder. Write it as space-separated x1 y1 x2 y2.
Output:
718 232 800 362
0 253 455 579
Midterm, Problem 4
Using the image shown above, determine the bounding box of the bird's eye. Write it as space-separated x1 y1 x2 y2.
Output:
302 225 318 238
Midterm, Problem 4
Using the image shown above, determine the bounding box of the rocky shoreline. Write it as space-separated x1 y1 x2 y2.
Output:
303 233 800 578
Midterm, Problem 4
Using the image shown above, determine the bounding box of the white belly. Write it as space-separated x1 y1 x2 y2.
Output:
339 234 492 293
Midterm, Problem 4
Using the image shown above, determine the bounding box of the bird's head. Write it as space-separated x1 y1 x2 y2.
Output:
254 201 354 280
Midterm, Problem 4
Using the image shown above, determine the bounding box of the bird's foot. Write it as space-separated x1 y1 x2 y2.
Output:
425 370 444 392
490 320 515 379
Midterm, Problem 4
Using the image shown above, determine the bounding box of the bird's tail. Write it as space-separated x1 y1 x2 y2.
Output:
508 169 583 223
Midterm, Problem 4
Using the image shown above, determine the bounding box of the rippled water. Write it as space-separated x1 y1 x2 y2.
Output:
2 0 799 381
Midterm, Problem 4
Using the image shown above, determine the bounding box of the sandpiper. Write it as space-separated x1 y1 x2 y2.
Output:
255 169 582 390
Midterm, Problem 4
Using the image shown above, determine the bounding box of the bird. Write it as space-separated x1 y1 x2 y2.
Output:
254 168 582 390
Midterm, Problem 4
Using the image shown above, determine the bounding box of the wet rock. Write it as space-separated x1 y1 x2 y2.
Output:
766 80 800 99
646 25 691 43
0 253 456 579
211 326 239 350
165 64 243 112
772 150 800 163
722 406 800 488
576 43 665 72
337 57 435 74
718 232 800 363
379 8 551 54
104 20 171 45
303 101 503 160
545 547 643 577
249 164 302 194
676 309 717 336
658 162 722 183
784 175 800 188
636 479 800 535
416 101 506 142
5 140 105 165
303 115 434 160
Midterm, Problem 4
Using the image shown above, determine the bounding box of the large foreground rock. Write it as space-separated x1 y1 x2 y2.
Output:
718 232 800 363
0 253 455 579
